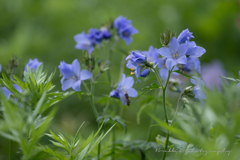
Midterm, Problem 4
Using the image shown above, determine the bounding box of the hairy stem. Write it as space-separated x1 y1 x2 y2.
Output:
170 93 183 126
90 79 99 119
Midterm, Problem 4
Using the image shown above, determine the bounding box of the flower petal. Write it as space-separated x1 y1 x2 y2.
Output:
119 92 127 105
72 80 82 91
168 37 179 53
176 56 187 64
187 46 206 57
72 59 80 77
128 88 138 97
166 58 177 70
158 47 172 58
237 83 240 88
121 77 134 89
177 43 188 56
160 68 168 80
80 70 92 80
62 79 75 91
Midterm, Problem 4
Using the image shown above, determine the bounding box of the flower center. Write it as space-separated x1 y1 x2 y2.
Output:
130 67 135 75
123 31 130 37
173 53 178 59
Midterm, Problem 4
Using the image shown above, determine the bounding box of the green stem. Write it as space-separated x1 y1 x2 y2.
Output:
9 140 12 160
161 69 173 160
111 128 116 160
90 79 99 119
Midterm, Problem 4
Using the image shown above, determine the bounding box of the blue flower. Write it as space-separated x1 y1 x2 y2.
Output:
158 37 188 70
201 60 226 90
110 89 119 98
115 73 138 105
114 16 138 45
2 84 23 99
24 58 42 72
238 71 240 88
100 27 112 39
190 76 207 107
142 46 160 64
58 59 92 91
87 28 103 44
126 60 141 78
140 69 150 77
126 51 146 64
74 32 94 57
181 57 201 74
158 58 179 80
177 28 194 44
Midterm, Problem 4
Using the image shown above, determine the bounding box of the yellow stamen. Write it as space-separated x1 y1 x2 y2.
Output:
176 53 178 57
125 90 128 94
173 54 175 58
131 67 134 71
131 72 135 75
72 76 75 79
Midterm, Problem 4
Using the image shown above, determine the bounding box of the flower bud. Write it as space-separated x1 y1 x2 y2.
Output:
160 28 176 46
140 69 150 77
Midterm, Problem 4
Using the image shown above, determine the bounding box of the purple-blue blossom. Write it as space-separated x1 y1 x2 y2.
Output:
74 32 94 57
110 89 119 98
24 58 42 72
190 76 207 107
126 60 141 78
177 28 194 44
111 73 138 105
58 59 92 91
126 51 146 64
158 58 179 80
140 69 150 77
142 46 160 65
100 27 111 39
201 60 226 90
158 37 188 70
114 16 138 45
87 28 103 44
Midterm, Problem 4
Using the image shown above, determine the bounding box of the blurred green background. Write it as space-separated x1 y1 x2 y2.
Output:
0 0 240 158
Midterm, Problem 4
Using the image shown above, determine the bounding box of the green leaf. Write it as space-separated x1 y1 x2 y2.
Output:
174 70 192 79
219 76 240 82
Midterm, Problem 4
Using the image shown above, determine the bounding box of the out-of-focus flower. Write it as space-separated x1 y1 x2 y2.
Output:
177 28 194 44
158 37 188 70
100 27 111 39
126 60 141 78
140 69 150 77
180 56 201 74
126 51 146 64
58 59 92 91
110 89 119 98
114 16 138 45
0 64 1 72
190 76 207 107
74 32 94 57
201 60 226 90
2 84 22 99
238 71 240 88
142 46 160 64
24 58 42 72
87 28 103 44
114 73 138 105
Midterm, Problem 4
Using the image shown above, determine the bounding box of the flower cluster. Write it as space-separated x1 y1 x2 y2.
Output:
110 73 138 105
58 59 92 91
114 16 138 45
74 27 111 57
158 29 205 72
74 16 138 57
